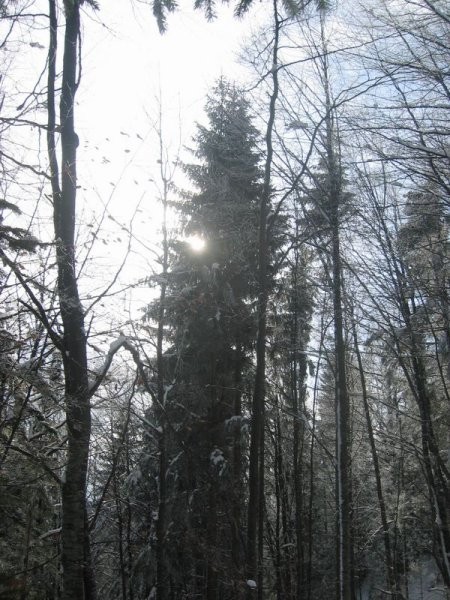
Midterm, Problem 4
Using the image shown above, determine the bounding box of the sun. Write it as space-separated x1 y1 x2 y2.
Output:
186 235 206 252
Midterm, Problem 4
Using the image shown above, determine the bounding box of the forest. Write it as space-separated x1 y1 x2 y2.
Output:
0 0 449 598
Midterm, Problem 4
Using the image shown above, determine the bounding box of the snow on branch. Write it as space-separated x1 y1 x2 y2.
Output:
88 334 159 403
88 334 127 398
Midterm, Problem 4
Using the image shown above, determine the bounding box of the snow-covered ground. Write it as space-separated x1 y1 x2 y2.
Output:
358 557 449 600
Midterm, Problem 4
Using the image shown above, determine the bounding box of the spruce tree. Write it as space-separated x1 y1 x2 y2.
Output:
141 79 263 599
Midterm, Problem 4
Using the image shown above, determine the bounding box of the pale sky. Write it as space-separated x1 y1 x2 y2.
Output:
2 0 267 331
79 0 265 174
73 1 267 323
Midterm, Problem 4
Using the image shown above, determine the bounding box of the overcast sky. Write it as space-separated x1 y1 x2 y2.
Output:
1 0 267 327
71 1 267 320
77 0 265 198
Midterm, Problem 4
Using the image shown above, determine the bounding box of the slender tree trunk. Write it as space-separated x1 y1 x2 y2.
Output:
279 413 293 599
408 350 450 585
125 438 134 600
274 412 283 600
351 316 403 599
331 211 352 600
378 212 450 586
155 274 168 597
306 346 320 600
156 102 169 600
291 240 306 599
293 396 304 600
47 1 95 597
19 501 33 600
232 350 244 593
206 483 218 600
320 16 352 599
113 465 127 600
247 1 280 594
257 422 266 600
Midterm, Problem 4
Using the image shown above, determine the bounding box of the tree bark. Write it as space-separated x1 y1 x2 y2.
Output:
155 107 169 600
246 1 280 595
320 16 352 599
331 205 352 600
291 240 306 599
47 1 95 597
232 350 244 594
351 315 403 599
378 208 450 587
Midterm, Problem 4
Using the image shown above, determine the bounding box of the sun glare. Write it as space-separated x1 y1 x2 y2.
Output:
186 235 206 252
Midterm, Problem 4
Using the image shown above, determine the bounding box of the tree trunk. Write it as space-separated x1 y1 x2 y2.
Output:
154 98 171 600
320 16 352 599
47 1 95 597
291 240 306 599
155 171 168 600
379 211 450 586
331 211 352 600
274 412 283 600
351 315 403 599
232 350 244 594
206 483 218 600
246 1 280 594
